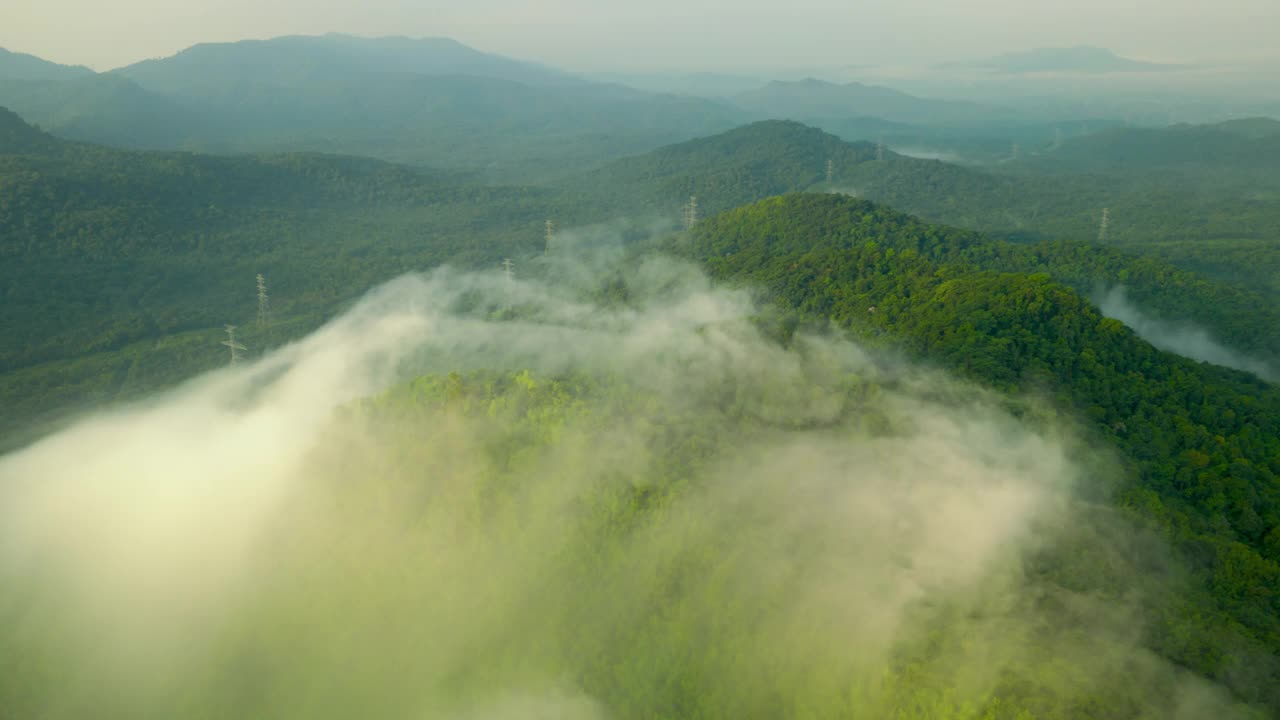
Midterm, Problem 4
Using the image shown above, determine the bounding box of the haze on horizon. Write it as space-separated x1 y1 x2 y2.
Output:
4 0 1279 73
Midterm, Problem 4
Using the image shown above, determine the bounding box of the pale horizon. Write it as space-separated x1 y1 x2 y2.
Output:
5 0 1279 73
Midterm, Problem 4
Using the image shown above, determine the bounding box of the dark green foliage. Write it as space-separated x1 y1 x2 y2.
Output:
579 119 1280 338
672 193 1280 709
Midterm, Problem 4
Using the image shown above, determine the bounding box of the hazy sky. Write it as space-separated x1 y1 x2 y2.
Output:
4 0 1279 71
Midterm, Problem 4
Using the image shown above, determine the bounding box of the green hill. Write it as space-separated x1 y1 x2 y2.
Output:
5 113 1278 448
672 193 1280 710
1013 120 1280 188
562 121 1280 364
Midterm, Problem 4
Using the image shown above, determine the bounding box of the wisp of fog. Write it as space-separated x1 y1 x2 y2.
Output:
1095 285 1276 382
0 238 1253 718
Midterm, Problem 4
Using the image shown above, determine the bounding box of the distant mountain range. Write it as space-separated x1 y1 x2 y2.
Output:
951 46 1186 74
0 34 1055 174
115 33 580 91
732 78 1000 126
0 35 751 177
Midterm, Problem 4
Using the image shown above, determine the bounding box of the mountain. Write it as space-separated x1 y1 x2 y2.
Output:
114 33 579 92
0 72 209 149
0 36 747 178
0 105 563 438
732 78 996 126
675 194 1280 712
962 46 1186 74
560 120 874 216
562 121 1280 363
0 47 93 82
6 105 1280 711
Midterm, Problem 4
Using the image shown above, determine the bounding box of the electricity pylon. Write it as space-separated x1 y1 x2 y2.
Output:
501 258 515 311
682 195 699 230
221 325 246 364
825 158 834 184
1098 208 1110 242
255 273 270 329
544 219 556 254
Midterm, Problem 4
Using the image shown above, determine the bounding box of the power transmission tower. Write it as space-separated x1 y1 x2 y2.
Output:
1052 127 1064 151
876 140 885 162
682 195 699 230
255 273 270 330
825 158 834 184
1011 142 1021 161
221 325 246 364
544 219 556 254
501 258 515 311
1098 208 1110 242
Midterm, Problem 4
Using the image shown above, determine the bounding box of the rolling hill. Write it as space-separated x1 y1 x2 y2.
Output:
5 101 1280 712
5 111 1278 444
1013 119 1280 188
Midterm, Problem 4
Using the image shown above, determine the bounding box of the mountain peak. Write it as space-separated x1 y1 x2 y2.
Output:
114 34 577 90
961 46 1185 74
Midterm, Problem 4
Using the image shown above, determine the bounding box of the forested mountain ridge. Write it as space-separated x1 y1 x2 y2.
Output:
672 193 1280 710
0 108 553 383
1011 118 1280 187
0 105 58 152
563 120 1280 363
0 37 747 177
560 120 875 215
115 33 579 90
4 111 1277 446
4 114 1280 710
